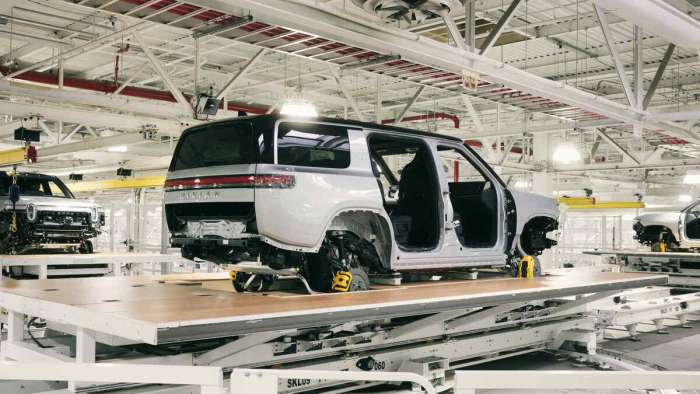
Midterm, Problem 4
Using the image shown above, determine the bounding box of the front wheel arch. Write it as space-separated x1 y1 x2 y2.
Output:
516 216 558 257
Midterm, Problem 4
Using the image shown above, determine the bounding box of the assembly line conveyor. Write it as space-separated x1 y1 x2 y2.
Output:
0 271 668 393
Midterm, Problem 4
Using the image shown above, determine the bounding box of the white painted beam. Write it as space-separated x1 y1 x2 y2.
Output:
396 86 425 123
596 128 640 165
216 49 267 100
478 0 523 55
593 2 635 107
327 65 366 122
2 21 147 80
0 101 184 136
132 32 192 112
180 0 692 142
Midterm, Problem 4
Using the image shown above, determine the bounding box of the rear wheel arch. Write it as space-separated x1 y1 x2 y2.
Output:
324 209 393 271
516 215 559 256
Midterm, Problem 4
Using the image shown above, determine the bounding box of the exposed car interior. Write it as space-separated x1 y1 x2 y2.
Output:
685 204 700 239
368 135 440 250
437 146 499 249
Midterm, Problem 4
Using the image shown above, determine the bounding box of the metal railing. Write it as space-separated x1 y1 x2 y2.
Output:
0 361 225 394
454 370 700 393
231 368 438 394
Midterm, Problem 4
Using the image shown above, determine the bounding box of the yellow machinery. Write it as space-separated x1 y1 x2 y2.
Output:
332 271 353 292
558 197 645 210
517 256 537 278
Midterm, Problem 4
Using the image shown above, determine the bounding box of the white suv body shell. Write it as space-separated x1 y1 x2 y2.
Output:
165 116 559 270
634 201 700 249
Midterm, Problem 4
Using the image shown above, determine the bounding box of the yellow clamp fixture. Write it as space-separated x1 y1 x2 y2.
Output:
228 270 238 281
517 256 536 278
332 271 353 292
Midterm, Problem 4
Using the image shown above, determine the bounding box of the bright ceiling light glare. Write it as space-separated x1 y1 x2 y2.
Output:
552 142 582 165
678 194 693 203
513 180 530 190
683 173 700 184
279 97 318 118
107 145 128 153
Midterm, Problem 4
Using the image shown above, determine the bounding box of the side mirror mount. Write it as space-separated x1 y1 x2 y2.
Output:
388 185 399 198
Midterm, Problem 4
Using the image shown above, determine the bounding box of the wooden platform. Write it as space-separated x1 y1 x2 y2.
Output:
0 272 666 344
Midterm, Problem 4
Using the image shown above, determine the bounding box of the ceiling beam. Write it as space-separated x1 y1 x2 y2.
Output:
327 64 367 122
184 0 691 141
216 49 267 100
642 44 675 110
2 21 147 80
479 0 523 55
132 32 191 112
395 86 425 123
596 128 640 165
592 2 635 107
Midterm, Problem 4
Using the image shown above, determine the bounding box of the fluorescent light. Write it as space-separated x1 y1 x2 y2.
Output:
684 173 700 184
280 97 318 118
513 180 530 189
679 194 693 203
107 145 128 153
552 142 582 165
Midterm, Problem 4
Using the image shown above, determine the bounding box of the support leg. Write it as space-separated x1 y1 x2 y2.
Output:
69 327 96 392
112 262 121 276
625 323 640 341
679 314 693 328
2 311 25 360
38 265 48 280
653 318 669 334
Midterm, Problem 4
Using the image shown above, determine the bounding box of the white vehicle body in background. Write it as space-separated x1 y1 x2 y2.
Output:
634 200 700 250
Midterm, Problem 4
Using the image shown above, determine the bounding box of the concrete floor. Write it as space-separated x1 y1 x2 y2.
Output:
465 321 700 394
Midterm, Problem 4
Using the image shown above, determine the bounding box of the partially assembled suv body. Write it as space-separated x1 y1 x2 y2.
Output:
165 115 558 291
0 172 104 254
634 200 700 251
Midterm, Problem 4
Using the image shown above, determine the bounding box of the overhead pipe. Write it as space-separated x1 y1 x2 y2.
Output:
382 112 460 129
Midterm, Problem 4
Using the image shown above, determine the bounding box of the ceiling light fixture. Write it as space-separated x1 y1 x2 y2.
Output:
513 179 531 190
678 194 693 203
280 96 319 118
683 173 700 184
552 141 582 165
107 145 128 153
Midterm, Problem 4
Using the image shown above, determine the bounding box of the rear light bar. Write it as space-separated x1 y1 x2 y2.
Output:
164 174 295 191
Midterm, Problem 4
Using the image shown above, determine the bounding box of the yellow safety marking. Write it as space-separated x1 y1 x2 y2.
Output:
332 271 352 292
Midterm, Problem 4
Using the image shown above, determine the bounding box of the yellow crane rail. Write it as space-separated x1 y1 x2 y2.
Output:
67 176 165 192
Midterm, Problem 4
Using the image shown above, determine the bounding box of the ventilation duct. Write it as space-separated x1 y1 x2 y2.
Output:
595 0 700 50
351 0 461 24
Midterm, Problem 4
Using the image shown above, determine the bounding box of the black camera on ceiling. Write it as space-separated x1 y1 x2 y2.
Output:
69 174 83 181
117 167 133 177
14 127 41 142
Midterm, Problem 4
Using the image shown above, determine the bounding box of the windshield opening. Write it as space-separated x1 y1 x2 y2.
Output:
0 175 74 198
